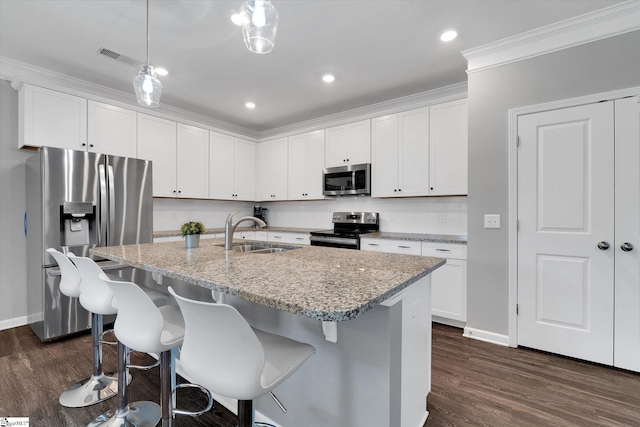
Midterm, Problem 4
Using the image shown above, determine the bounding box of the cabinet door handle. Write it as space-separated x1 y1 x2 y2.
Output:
367 243 380 247
597 241 610 250
435 249 451 252
273 236 282 239
621 242 634 252
295 237 304 240
398 245 411 249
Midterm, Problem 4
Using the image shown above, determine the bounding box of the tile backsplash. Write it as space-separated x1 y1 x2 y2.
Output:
154 196 467 235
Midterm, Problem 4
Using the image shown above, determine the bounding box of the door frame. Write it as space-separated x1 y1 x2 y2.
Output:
506 86 640 347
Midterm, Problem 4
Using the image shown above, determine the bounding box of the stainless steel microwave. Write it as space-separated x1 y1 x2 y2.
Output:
323 163 371 196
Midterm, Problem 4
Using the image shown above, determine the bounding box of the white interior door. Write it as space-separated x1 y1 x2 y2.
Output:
517 101 615 365
614 96 640 372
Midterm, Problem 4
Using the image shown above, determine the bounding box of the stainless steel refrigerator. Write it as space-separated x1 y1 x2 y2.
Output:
26 146 154 341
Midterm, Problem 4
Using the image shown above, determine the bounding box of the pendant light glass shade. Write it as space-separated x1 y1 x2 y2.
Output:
133 0 162 107
133 65 163 107
240 0 279 54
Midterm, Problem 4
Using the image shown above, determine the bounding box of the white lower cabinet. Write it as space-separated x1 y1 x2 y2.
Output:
268 232 310 245
360 238 467 325
233 231 256 240
360 238 421 255
422 242 467 326
154 234 219 243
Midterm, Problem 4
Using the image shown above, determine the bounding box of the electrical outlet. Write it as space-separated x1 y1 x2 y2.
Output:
484 214 501 229
439 213 447 223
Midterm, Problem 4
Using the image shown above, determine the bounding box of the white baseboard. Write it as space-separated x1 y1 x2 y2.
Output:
0 315 28 331
432 315 466 329
463 326 510 347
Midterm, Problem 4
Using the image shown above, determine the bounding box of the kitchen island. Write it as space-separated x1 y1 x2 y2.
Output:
93 238 445 427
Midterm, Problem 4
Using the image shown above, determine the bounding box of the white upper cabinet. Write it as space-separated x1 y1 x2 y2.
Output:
176 123 209 199
288 130 325 200
137 114 177 197
429 98 468 195
209 132 235 200
256 137 288 201
87 100 137 158
372 107 430 197
18 84 87 150
233 138 256 201
138 115 209 199
325 119 371 167
210 132 256 201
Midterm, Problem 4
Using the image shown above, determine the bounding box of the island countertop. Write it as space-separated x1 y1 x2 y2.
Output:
92 238 445 322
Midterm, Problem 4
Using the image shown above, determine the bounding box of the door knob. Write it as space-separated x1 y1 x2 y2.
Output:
597 241 610 250
621 242 634 252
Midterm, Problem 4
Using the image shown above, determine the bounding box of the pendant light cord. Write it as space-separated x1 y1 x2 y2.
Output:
146 0 150 66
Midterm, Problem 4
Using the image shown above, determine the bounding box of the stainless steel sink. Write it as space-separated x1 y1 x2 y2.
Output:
218 242 300 254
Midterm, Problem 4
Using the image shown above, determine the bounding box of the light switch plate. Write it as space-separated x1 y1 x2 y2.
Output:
484 214 501 229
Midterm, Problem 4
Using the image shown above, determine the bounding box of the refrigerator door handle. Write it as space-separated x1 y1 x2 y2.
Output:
98 163 108 247
108 165 116 246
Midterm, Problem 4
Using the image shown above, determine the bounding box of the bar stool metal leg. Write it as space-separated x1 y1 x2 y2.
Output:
60 313 118 407
87 341 161 427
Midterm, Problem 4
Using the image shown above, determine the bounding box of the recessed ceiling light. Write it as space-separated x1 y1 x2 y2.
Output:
245 102 256 109
154 67 168 76
440 30 458 42
322 74 335 83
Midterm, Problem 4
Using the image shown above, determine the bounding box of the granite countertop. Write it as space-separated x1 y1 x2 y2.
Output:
92 238 445 322
154 226 324 238
361 232 467 244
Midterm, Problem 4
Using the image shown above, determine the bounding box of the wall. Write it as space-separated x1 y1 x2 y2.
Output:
153 198 253 232
262 196 466 235
467 30 640 337
0 79 32 329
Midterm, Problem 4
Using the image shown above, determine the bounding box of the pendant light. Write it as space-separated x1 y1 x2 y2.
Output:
133 0 162 107
240 0 279 54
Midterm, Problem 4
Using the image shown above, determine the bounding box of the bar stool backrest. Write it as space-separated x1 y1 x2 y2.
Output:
68 255 117 316
47 248 81 298
99 273 166 354
168 287 267 400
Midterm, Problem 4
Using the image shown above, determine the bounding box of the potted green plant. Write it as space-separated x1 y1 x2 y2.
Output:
181 221 206 249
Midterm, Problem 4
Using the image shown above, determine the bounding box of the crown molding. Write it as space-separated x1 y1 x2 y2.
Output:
258 82 468 140
462 1 640 74
1 57 260 140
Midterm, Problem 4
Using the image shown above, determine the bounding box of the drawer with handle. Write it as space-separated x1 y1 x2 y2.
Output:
421 241 466 260
360 238 422 255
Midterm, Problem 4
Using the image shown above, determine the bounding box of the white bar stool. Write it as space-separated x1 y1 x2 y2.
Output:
168 287 316 427
71 255 164 427
101 274 213 427
47 248 117 408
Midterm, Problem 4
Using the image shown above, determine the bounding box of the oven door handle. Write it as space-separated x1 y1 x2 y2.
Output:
310 236 359 246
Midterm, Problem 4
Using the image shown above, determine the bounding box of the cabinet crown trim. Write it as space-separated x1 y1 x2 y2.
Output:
462 1 640 73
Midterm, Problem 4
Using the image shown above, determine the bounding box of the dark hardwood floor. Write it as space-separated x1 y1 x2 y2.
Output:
1 323 638 426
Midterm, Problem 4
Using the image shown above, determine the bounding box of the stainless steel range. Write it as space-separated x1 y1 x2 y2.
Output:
310 212 379 250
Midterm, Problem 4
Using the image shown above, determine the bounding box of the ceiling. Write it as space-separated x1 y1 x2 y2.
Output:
0 0 620 133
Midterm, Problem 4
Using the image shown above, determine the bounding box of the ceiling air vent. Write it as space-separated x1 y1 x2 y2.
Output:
96 47 142 68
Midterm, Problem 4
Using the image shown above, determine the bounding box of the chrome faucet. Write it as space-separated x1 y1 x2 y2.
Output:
224 211 267 250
